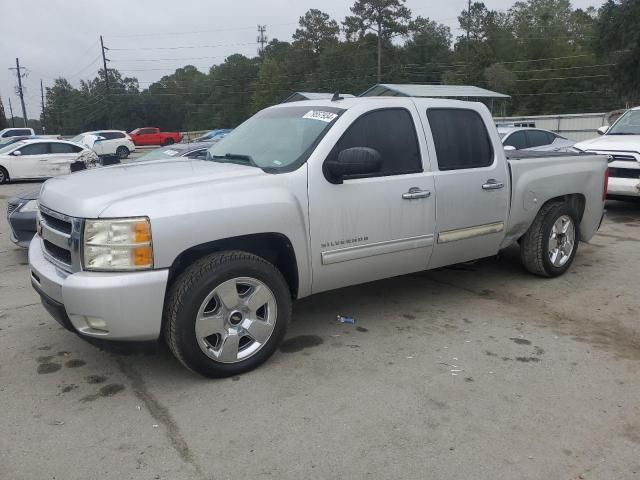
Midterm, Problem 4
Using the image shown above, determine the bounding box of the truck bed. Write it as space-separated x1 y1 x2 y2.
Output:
503 152 608 248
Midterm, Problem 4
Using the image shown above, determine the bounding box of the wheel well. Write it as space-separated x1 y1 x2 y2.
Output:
542 193 586 222
167 233 299 299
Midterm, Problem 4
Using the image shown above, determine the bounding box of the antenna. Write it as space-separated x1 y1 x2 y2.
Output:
331 92 343 102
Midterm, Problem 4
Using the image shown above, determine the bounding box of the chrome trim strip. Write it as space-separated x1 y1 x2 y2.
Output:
437 222 505 244
41 222 71 250
321 234 434 265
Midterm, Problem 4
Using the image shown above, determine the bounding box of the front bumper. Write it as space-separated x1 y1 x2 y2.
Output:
29 236 169 341
608 177 640 198
8 210 37 248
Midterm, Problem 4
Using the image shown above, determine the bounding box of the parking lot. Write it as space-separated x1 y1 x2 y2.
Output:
1 180 639 479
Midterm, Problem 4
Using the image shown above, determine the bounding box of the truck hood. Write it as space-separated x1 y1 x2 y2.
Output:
39 159 265 218
575 135 640 153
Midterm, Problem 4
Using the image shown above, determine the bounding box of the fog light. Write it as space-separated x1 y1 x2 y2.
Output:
85 316 108 332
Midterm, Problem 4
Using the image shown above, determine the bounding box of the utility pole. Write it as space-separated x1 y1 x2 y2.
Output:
9 58 28 126
100 35 111 127
377 22 382 84
466 0 471 83
8 98 15 127
40 79 46 133
257 25 267 55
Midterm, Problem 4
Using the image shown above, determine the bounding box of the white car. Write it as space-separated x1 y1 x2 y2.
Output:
71 130 135 159
574 107 640 200
0 139 98 184
498 127 575 152
0 127 35 139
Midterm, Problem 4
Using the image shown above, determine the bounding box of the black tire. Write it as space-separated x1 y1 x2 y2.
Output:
0 166 8 184
520 201 580 277
164 251 291 378
162 138 175 147
116 146 129 159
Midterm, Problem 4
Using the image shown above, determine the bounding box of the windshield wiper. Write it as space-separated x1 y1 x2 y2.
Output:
607 132 639 135
211 153 258 167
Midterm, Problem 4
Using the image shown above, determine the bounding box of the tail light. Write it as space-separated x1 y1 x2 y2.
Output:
603 167 609 201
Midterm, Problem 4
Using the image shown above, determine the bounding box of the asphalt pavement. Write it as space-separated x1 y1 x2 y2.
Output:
1 180 639 480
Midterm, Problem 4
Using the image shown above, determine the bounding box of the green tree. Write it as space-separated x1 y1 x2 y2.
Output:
344 0 412 82
292 9 340 54
594 0 640 105
403 17 453 83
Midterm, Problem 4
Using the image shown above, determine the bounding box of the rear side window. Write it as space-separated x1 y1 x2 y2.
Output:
5 129 30 137
526 130 552 148
140 128 156 135
50 142 82 154
427 109 493 170
504 131 527 150
100 132 125 140
329 108 422 177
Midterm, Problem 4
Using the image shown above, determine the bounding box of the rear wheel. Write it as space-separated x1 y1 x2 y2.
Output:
0 167 8 184
164 251 291 378
116 146 130 159
520 201 579 277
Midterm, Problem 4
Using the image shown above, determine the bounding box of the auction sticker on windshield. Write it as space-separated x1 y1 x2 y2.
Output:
303 110 338 123
163 149 179 156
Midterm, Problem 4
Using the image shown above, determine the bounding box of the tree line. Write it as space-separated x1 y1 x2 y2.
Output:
3 0 637 135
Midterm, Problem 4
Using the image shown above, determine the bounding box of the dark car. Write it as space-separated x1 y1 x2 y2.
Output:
7 189 39 248
136 141 215 162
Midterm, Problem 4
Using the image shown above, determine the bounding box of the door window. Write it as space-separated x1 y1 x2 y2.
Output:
50 142 82 154
503 131 528 150
526 130 553 148
327 108 422 179
17 143 48 155
139 128 156 135
427 108 494 170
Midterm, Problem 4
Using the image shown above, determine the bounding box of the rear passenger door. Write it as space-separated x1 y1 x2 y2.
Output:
422 107 509 268
308 102 436 293
45 142 83 176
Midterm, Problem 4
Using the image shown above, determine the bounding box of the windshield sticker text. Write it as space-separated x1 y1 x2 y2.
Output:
303 110 338 123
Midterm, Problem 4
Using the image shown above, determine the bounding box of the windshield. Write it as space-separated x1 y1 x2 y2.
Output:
0 142 22 154
70 135 85 144
207 106 343 171
608 110 640 135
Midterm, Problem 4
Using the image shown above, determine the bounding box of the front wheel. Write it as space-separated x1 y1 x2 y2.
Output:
162 138 174 146
520 201 580 277
164 251 291 378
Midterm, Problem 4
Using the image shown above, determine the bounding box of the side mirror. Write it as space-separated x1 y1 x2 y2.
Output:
503 145 516 151
597 126 608 135
12 150 22 156
325 147 382 184
96 136 106 141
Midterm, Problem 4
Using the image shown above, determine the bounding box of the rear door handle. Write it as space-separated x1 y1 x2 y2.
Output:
482 179 505 190
402 187 432 200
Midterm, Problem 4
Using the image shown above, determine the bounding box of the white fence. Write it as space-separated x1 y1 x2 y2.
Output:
494 112 612 142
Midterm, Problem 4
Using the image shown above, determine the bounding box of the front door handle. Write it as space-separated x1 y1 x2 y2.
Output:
402 187 432 200
482 179 505 190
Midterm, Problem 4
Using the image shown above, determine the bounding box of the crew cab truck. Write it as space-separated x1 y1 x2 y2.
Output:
29 97 607 378
128 127 182 146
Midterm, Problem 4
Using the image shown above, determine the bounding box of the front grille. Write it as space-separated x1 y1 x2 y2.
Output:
43 239 72 265
7 203 19 216
609 167 640 179
41 210 72 234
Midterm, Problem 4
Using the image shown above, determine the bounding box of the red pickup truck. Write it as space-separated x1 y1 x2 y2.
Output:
129 127 182 146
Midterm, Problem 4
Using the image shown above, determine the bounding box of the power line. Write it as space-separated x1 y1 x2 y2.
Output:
109 41 256 51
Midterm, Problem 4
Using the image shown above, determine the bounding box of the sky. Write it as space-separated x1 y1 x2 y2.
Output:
1 0 605 119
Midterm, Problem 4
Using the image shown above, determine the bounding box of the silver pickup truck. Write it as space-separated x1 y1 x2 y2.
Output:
29 97 607 377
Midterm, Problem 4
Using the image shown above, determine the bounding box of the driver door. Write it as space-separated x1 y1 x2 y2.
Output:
308 102 436 294
9 142 48 178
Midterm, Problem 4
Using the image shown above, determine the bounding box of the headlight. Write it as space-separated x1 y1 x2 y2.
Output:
18 199 39 213
83 217 153 271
